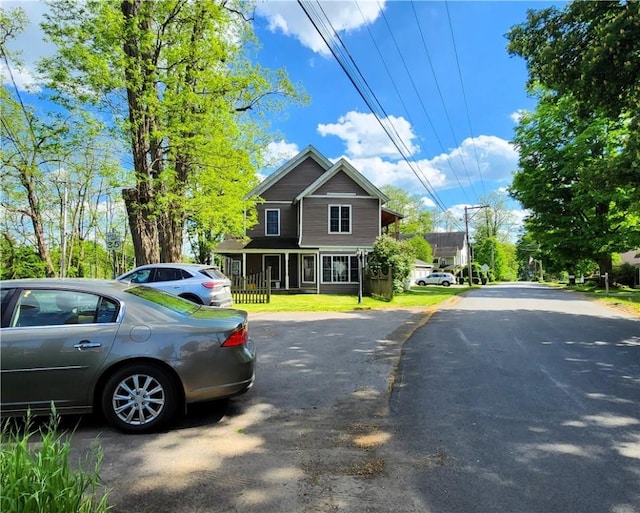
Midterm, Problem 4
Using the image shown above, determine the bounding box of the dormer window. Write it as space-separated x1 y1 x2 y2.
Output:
328 204 351 234
265 209 280 236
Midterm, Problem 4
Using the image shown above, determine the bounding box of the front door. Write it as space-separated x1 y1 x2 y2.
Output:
264 255 281 289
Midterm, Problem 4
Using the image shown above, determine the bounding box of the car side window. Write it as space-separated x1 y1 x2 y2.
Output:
128 269 152 284
10 289 119 327
154 268 182 282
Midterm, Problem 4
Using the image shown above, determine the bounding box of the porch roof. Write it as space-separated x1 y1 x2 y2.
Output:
216 237 300 251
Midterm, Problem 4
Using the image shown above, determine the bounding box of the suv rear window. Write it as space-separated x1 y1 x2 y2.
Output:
200 268 228 280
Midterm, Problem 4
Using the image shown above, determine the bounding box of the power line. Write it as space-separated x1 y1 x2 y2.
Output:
298 0 451 214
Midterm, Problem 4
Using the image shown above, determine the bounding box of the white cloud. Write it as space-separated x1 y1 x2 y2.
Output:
429 135 518 187
256 0 386 56
317 111 419 159
264 140 300 166
2 1 52 91
510 109 528 123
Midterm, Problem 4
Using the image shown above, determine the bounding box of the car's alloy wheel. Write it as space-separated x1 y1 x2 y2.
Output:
102 363 177 433
442 281 450 287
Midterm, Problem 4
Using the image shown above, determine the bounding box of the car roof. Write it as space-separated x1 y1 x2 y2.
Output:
0 278 130 294
127 263 217 271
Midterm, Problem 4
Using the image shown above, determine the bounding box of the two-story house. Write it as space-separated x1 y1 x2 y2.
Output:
215 146 402 294
423 231 468 270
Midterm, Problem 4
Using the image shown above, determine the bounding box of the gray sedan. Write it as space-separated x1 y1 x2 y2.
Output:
0 279 256 433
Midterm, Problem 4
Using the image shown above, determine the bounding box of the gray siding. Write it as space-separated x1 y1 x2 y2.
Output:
315 170 369 195
261 157 327 200
247 203 298 239
300 197 379 247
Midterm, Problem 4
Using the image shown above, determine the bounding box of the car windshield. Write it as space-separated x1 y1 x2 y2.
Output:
124 285 200 315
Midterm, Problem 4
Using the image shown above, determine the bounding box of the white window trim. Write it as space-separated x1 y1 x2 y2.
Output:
265 208 280 236
321 254 359 284
328 204 352 234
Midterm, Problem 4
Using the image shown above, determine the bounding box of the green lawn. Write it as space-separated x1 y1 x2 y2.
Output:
237 286 470 313
561 283 640 315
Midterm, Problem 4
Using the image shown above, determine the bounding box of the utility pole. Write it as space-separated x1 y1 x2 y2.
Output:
464 205 489 287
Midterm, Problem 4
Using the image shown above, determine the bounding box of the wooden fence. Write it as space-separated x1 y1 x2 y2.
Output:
367 267 393 301
231 268 271 304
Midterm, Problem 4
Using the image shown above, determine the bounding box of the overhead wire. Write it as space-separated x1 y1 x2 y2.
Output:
352 1 471 210
297 0 451 214
407 0 479 200
370 0 473 205
444 0 487 196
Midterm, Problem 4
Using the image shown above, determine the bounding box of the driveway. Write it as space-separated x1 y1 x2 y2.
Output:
64 307 434 513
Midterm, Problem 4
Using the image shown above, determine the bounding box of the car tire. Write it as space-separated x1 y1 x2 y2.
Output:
101 363 178 434
179 293 203 305
441 281 450 287
417 280 426 286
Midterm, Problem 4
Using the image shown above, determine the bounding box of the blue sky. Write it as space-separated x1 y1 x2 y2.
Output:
4 0 563 234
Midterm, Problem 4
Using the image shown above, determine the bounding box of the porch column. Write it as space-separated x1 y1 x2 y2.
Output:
285 252 290 290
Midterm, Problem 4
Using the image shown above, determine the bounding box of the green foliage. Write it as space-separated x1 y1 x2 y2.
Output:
507 2 640 280
0 236 46 279
38 0 308 263
405 236 433 263
0 413 109 513
367 235 415 293
474 237 518 281
379 185 434 235
613 263 639 287
509 90 639 276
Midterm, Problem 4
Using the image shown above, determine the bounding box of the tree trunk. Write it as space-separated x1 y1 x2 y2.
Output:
122 187 159 264
596 254 612 287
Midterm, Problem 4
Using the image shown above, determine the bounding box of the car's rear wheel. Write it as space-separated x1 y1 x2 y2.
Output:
179 293 203 305
441 281 451 287
101 363 177 433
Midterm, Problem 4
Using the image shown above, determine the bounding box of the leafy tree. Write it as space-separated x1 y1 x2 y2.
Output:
379 185 434 236
471 191 519 243
39 0 307 264
404 235 432 264
367 235 415 293
510 91 639 277
507 0 640 205
474 237 517 282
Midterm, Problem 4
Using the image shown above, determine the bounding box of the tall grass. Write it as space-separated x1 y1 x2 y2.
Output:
0 412 109 513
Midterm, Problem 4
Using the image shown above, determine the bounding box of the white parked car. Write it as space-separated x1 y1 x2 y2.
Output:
118 263 233 307
416 272 456 287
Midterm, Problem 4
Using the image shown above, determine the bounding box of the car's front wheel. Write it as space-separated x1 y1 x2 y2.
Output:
417 280 426 286
101 363 178 433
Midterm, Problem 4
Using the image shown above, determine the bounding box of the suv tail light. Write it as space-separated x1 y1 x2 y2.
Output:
222 325 248 347
201 281 217 289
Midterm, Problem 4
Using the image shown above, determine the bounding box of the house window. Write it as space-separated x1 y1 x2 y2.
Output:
302 255 315 283
322 255 359 283
265 209 280 236
328 205 351 234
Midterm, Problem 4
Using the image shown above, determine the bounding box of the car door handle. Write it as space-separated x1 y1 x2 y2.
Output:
74 341 102 350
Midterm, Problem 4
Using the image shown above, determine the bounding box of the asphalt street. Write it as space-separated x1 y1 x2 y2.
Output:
390 283 640 513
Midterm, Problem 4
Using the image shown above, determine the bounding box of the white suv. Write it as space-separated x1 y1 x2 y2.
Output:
416 272 456 287
118 263 233 307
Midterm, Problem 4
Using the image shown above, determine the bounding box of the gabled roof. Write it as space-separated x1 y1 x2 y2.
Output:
423 232 466 249
245 145 332 199
294 157 389 204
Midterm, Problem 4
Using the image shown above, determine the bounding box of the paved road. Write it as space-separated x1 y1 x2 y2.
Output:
390 283 640 513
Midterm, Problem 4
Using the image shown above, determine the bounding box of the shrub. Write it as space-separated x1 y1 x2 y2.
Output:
0 413 109 513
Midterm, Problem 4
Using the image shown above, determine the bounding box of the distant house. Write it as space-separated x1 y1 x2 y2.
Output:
215 146 403 294
423 232 468 270
411 259 434 284
619 249 640 267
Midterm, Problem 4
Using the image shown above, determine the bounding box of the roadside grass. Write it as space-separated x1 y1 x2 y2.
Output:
238 286 470 313
564 283 640 315
0 413 109 513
